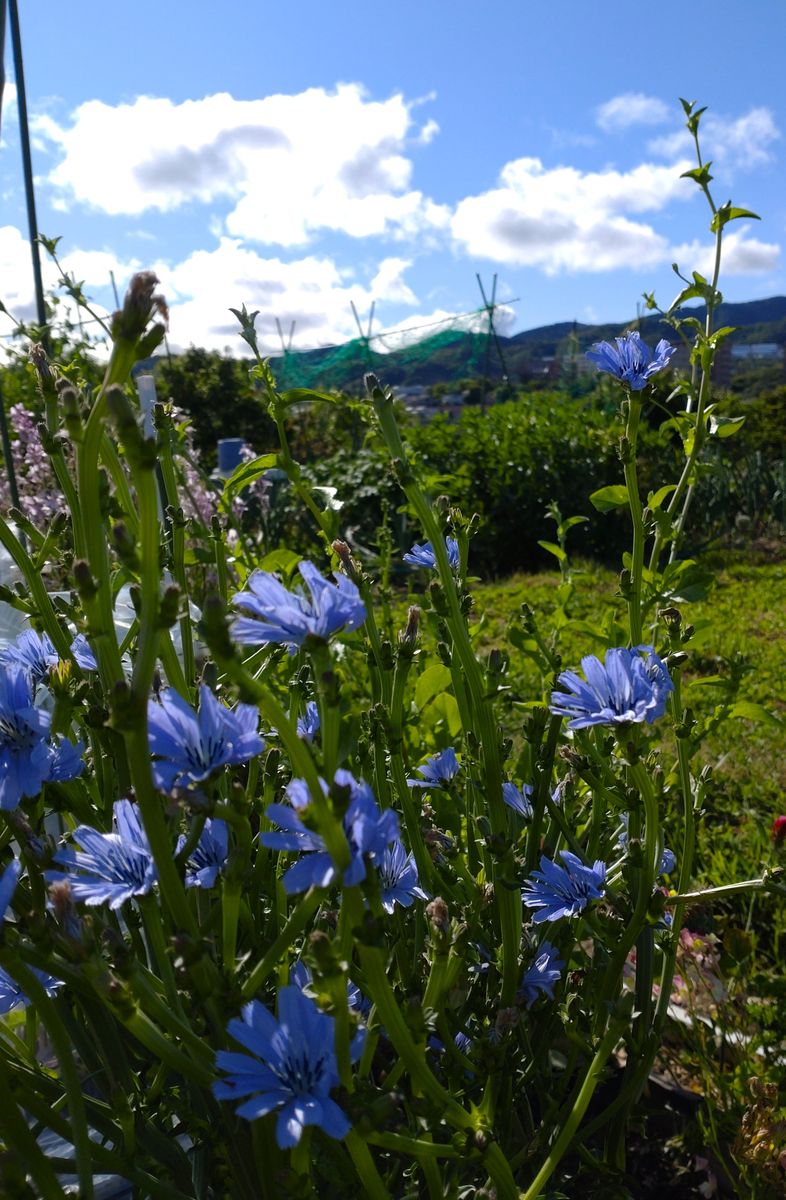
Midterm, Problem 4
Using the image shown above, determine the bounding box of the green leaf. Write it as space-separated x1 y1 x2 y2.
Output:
680 163 713 187
423 692 462 738
686 675 727 689
709 414 745 438
727 701 783 728
647 485 677 511
537 540 566 563
414 663 452 711
710 204 760 232
257 548 302 576
589 485 629 513
558 515 589 535
222 453 279 503
279 388 340 407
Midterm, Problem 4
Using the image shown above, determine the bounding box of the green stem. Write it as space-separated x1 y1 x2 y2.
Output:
241 888 322 1000
521 1015 627 1200
622 391 644 646
364 1131 459 1158
666 877 772 905
222 879 242 975
0 513 73 659
0 1052 67 1199
1 957 96 1199
344 1131 392 1200
368 380 518 1004
218 657 351 874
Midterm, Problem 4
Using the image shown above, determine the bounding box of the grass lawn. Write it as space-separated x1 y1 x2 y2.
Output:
415 553 785 929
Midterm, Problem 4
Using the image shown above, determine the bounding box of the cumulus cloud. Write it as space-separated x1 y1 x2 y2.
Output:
1 82 18 132
33 86 449 247
146 238 425 355
596 93 670 132
649 107 780 171
451 156 692 273
671 226 780 277
368 257 418 305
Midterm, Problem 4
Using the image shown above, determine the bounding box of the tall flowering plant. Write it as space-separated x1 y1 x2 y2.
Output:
0 100 779 1200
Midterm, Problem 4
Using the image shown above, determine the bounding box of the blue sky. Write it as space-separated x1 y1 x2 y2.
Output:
1 0 785 356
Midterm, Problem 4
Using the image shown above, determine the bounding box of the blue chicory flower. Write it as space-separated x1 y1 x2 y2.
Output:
290 961 370 1017
231 560 366 650
503 782 533 819
297 701 321 743
550 646 673 730
214 985 357 1147
0 664 84 811
46 799 157 909
519 941 565 1005
0 629 58 686
429 1029 474 1058
1 628 99 681
262 770 399 894
0 859 21 924
377 841 429 913
585 331 675 391
523 851 607 923
70 634 98 671
0 965 62 1015
408 747 461 788
176 818 229 888
147 685 264 793
403 537 460 571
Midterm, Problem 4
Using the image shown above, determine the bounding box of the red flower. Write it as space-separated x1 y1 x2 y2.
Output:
771 816 786 847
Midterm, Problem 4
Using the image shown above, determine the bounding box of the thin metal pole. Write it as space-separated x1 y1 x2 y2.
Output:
0 1 26 525
0 1 7 139
9 0 47 338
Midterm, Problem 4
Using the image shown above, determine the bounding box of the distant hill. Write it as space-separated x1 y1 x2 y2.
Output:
266 296 786 393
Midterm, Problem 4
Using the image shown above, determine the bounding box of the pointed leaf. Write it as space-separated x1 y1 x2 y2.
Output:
537 540 566 563
279 389 340 407
589 485 629 513
223 453 279 504
414 664 452 711
709 415 745 438
647 485 677 511
727 701 783 728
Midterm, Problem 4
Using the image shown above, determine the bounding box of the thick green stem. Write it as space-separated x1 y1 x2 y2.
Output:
241 888 322 1000
369 381 519 1005
521 1015 627 1200
344 1132 392 1200
622 392 644 647
1 957 96 1198
0 1051 67 1199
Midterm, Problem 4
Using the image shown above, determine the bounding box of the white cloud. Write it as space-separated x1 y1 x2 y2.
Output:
0 224 40 326
671 226 780 277
33 86 449 247
451 156 692 273
596 93 670 132
148 237 424 355
649 107 780 171
368 257 417 305
1 82 18 133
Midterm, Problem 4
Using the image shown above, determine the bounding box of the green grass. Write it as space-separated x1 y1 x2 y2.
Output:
451 556 785 946
467 556 785 797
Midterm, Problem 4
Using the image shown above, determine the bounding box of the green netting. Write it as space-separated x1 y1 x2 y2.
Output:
268 309 498 393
